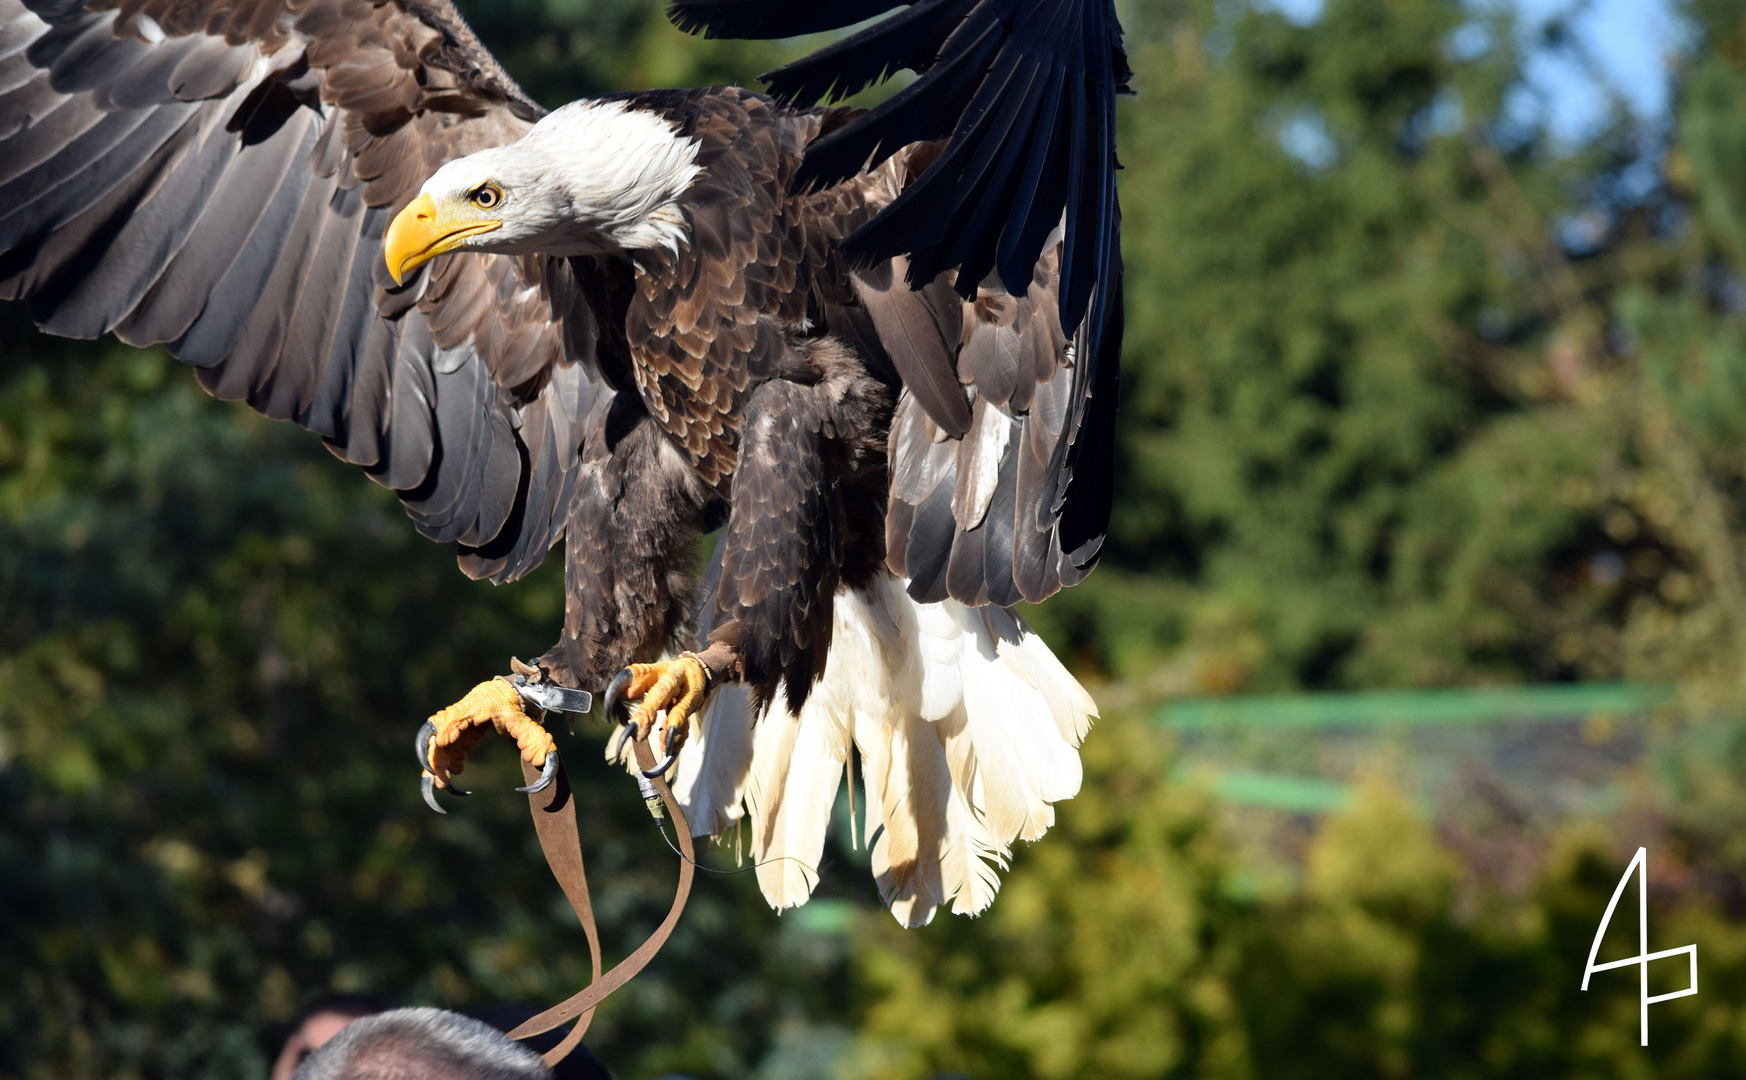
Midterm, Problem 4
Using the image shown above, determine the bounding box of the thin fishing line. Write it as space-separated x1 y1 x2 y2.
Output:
656 822 823 878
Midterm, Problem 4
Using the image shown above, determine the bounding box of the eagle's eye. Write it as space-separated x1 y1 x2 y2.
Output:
471 183 504 210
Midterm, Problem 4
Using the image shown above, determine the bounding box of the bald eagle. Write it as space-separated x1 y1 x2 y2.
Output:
0 0 1126 924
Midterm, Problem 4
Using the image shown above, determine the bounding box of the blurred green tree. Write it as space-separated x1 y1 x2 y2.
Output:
1028 0 1732 705
10 0 1746 1077
846 706 1746 1080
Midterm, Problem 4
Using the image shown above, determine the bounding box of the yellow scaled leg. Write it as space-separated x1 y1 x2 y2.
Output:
604 654 711 777
417 676 558 812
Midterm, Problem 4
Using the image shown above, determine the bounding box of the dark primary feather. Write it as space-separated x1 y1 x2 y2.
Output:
668 0 1129 318
758 0 969 106
0 0 609 586
665 0 906 40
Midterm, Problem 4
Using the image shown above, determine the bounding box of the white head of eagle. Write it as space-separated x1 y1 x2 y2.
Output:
384 99 702 283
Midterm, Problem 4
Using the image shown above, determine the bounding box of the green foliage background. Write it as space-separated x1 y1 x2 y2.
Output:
8 0 1746 1077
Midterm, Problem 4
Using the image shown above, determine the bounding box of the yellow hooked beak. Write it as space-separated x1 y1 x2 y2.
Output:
383 193 501 285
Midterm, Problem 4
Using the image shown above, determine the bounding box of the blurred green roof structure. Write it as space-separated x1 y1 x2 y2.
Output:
1161 681 1675 732
1161 682 1676 815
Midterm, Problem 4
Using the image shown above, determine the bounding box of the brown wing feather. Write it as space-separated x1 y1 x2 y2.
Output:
0 0 605 584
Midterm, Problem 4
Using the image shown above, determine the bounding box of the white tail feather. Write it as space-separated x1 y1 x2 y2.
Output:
914 600 967 720
958 617 1068 841
981 609 1083 802
863 711 952 926
743 691 802 892
750 684 846 909
993 607 1099 747
943 769 1007 917
671 685 754 837
932 706 1008 917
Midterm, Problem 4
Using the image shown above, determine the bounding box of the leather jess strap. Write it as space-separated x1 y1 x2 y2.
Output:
509 738 696 1067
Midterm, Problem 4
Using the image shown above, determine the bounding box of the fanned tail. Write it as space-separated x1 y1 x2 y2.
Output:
670 571 1096 925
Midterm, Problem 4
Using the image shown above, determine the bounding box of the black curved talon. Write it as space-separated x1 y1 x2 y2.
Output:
603 667 633 720
516 751 560 794
419 771 471 813
611 717 639 765
639 724 684 779
415 720 437 773
416 719 470 805
421 772 446 814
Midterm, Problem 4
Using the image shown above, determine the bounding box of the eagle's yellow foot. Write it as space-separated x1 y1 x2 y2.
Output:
604 655 710 778
417 677 558 813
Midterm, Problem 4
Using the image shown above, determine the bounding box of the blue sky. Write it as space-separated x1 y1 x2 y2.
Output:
1514 0 1682 143
1259 0 1683 144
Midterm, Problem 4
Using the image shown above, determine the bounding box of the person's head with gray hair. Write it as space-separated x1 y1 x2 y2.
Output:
292 1007 552 1080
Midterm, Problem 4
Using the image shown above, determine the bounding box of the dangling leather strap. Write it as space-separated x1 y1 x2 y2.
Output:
512 755 604 1062
510 738 695 1067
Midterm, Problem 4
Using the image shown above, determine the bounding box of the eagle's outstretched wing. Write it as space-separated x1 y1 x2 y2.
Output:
670 0 1128 591
0 0 611 583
